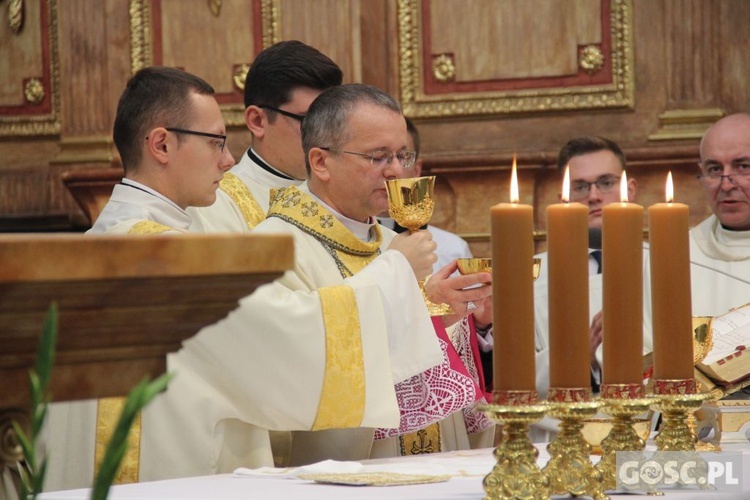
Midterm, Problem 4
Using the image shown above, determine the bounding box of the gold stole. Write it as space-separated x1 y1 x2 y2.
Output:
267 187 381 429
218 172 266 229
94 221 173 484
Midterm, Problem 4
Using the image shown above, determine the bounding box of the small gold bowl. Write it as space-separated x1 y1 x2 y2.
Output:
457 257 542 281
581 417 651 455
457 258 491 275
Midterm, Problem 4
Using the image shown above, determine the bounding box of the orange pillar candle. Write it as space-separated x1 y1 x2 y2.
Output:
547 166 591 389
491 158 536 393
602 172 644 386
649 172 694 381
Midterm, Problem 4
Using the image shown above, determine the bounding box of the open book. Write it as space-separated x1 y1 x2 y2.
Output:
697 303 750 386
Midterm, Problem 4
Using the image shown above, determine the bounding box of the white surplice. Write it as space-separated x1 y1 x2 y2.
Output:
43 179 189 491
87 179 190 234
644 214 750 337
188 148 300 232
136 183 445 478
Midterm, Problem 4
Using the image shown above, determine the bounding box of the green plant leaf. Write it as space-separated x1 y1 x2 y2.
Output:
90 372 173 500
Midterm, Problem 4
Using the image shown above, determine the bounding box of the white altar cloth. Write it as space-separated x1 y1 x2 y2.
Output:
39 447 750 499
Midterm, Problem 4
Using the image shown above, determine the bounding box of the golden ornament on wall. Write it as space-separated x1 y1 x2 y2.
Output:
208 0 222 17
24 78 44 105
579 44 605 74
233 64 250 92
432 53 456 83
8 0 24 34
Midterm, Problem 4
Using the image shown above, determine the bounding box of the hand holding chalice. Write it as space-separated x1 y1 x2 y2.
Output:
385 176 454 315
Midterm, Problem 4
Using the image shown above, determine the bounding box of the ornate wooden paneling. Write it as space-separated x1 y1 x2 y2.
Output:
129 0 364 128
0 0 60 136
398 0 634 118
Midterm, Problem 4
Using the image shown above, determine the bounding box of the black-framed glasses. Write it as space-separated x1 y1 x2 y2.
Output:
570 175 621 200
697 161 750 188
319 147 417 170
259 105 305 122
166 127 227 152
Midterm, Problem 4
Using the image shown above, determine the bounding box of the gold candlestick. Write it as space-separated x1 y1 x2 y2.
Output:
596 383 655 493
479 401 550 500
652 381 709 451
385 176 452 316
543 390 608 500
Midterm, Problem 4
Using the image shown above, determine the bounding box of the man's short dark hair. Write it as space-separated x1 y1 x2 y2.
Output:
243 40 343 114
113 66 215 172
557 136 626 172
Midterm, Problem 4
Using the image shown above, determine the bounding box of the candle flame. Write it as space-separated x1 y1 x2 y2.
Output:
620 171 629 202
561 165 570 203
510 154 519 203
666 171 674 203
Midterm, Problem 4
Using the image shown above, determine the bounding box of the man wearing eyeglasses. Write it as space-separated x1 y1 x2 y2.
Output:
43 66 235 491
643 113 750 390
189 40 343 232
88 66 234 234
530 136 638 440
136 83 493 479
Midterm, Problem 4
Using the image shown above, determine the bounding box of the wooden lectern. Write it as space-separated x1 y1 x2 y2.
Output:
0 233 293 465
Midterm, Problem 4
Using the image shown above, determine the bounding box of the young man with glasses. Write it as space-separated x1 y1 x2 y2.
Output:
43 66 234 491
189 40 343 231
530 136 638 440
87 66 234 234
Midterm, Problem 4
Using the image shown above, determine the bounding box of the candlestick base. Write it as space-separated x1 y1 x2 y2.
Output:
478 403 550 500
543 400 608 500
596 395 655 492
651 379 707 452
653 392 709 451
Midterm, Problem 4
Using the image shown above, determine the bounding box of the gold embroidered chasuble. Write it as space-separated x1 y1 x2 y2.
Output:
217 172 266 230
267 186 384 429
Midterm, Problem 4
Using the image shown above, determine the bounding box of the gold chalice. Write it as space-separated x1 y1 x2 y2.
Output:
456 257 542 281
385 176 452 316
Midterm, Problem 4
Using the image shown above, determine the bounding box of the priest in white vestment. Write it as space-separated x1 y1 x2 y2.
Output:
188 41 494 458
644 113 750 371
43 66 235 490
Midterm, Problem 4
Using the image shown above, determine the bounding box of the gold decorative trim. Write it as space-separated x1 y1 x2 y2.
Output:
24 77 44 104
8 0 24 34
233 63 250 91
648 108 725 141
432 53 455 83
398 0 634 117
261 0 280 48
128 0 278 128
208 0 222 17
129 0 152 73
0 0 60 136
579 44 604 74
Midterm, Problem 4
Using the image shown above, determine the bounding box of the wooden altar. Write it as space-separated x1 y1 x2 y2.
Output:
0 232 293 466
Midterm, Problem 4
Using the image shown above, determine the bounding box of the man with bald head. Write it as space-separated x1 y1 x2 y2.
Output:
644 113 750 360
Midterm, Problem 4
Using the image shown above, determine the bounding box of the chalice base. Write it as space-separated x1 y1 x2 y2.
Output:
478 403 550 500
543 397 608 500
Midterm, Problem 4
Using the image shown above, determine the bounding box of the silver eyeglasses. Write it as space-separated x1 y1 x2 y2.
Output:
697 161 750 188
319 147 417 170
570 175 621 200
